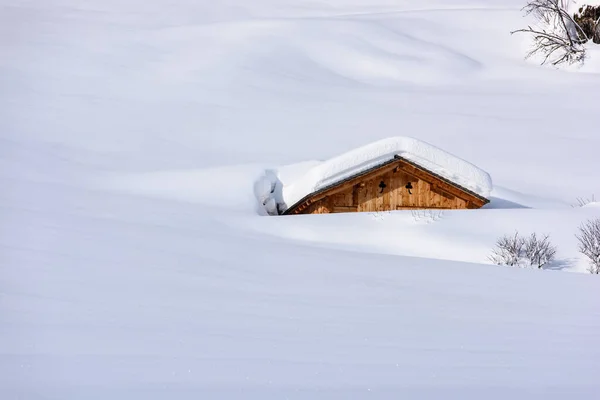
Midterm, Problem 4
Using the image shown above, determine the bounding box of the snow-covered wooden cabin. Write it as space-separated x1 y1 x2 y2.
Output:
256 137 492 215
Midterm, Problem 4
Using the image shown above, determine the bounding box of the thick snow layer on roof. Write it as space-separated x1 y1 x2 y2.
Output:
281 136 493 211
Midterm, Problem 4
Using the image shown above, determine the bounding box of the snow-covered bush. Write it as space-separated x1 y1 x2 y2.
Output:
524 233 557 268
254 171 283 216
489 231 557 268
575 218 600 274
489 232 525 267
512 0 591 65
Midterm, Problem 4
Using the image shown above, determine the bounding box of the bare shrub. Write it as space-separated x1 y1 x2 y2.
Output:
575 218 600 274
512 0 589 65
524 232 557 268
490 231 557 268
572 194 596 208
489 232 525 266
411 209 444 224
371 210 391 221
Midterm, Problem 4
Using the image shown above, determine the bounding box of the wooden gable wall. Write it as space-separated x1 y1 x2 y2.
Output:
286 158 488 215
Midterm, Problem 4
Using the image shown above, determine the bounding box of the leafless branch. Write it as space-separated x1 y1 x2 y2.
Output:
524 233 557 268
490 231 557 269
575 218 600 274
572 194 596 208
489 232 525 266
512 0 588 65
411 209 444 224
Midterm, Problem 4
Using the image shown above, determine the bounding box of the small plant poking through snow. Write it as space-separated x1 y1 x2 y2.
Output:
575 218 600 274
371 210 391 221
572 194 596 207
411 209 444 224
490 231 557 268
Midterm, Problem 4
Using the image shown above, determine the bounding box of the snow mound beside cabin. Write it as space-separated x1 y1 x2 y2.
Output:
261 137 493 215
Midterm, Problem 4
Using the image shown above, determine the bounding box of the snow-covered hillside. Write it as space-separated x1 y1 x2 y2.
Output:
2 0 600 399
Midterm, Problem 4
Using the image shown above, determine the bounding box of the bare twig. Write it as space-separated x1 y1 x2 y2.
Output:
524 233 557 268
411 209 444 224
512 0 588 65
572 194 596 208
489 231 556 269
489 232 525 267
576 218 600 274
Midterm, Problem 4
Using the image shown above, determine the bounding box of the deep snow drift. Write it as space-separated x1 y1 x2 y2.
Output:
2 0 600 399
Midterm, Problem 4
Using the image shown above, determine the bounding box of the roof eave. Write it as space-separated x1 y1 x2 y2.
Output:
281 155 489 215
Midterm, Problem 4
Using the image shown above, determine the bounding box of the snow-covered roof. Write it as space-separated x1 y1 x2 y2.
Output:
280 136 492 212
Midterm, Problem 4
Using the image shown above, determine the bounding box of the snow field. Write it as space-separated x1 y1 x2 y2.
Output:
2 0 600 398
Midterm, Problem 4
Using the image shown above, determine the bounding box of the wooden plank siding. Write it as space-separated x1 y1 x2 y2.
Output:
283 156 488 215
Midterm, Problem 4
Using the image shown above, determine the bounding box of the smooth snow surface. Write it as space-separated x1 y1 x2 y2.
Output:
2 0 600 399
280 136 493 212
